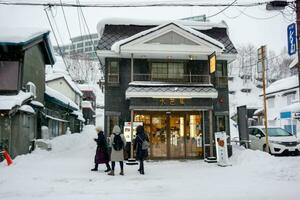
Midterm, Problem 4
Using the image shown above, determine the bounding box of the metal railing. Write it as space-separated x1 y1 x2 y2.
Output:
133 73 211 84
108 73 119 84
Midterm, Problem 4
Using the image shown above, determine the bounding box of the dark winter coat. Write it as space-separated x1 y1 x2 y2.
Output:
134 126 149 160
94 131 110 164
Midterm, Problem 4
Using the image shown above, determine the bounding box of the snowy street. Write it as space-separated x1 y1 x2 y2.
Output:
1 125 300 200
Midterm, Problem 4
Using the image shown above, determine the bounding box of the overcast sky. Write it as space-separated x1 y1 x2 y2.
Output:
0 0 296 54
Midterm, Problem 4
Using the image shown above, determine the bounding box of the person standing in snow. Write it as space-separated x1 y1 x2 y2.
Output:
108 125 126 176
91 127 111 172
133 125 149 175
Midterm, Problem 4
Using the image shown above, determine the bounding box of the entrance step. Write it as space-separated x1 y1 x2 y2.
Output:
204 157 217 163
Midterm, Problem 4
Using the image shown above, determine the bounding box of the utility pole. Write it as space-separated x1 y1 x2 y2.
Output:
258 45 269 153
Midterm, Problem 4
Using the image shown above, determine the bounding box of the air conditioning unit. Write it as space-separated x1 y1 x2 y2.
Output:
26 82 36 99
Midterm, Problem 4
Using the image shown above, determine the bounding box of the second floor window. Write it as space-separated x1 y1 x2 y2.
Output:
108 60 119 83
151 62 184 79
216 61 227 77
286 93 295 105
0 61 20 92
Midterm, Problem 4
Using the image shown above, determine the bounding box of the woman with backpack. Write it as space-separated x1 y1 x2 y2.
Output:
134 125 149 175
108 125 126 176
91 127 111 172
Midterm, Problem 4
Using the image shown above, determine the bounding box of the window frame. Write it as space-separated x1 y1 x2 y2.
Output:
0 61 21 93
151 62 185 80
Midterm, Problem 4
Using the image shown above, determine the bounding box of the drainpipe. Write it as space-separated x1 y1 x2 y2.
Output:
131 53 134 82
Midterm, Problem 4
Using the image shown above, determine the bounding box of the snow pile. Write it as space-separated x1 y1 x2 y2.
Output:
281 102 300 113
1 126 300 200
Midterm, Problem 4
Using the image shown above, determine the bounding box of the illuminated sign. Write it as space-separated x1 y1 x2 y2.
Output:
209 52 216 74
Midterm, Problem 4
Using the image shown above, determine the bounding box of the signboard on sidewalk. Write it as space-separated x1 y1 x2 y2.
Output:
287 23 296 56
123 122 143 142
215 131 230 167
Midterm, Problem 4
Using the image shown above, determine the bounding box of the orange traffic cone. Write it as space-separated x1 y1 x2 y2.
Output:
3 150 13 166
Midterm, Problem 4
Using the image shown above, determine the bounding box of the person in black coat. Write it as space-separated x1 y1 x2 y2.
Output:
133 125 149 175
91 127 111 172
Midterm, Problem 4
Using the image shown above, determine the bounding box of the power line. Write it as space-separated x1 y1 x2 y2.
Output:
236 7 281 20
44 7 69 71
0 1 288 8
207 0 237 18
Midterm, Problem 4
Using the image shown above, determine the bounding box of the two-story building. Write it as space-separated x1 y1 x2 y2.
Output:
97 18 237 159
78 84 96 125
46 72 84 133
0 28 55 158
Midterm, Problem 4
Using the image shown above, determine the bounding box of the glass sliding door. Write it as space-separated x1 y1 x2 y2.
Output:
185 114 203 157
151 115 167 158
169 115 185 158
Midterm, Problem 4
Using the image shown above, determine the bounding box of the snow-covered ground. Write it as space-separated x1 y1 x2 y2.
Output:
1 125 300 200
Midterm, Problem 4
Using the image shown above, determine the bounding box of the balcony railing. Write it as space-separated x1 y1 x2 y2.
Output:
133 73 211 84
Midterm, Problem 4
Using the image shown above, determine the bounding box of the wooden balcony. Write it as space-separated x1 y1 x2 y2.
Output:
133 73 211 84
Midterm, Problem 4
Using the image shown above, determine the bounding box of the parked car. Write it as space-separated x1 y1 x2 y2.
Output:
248 126 300 155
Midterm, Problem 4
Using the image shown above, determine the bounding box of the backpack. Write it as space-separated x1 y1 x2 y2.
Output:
137 135 150 150
112 133 124 151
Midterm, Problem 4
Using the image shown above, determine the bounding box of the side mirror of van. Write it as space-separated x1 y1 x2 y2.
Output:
255 134 262 139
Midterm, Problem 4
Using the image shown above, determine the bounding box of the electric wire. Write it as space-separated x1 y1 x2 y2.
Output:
207 0 237 19
44 7 69 71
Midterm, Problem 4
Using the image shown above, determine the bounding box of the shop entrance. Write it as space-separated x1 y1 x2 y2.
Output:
134 111 204 159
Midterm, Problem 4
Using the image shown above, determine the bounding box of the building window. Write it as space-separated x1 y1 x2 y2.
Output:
108 115 119 135
151 62 184 80
216 115 227 132
216 61 227 77
267 97 275 108
85 41 92 46
77 43 83 48
108 60 119 83
0 61 20 92
286 93 295 105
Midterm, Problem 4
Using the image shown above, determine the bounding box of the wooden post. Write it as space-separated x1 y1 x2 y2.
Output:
131 53 134 82
130 110 134 159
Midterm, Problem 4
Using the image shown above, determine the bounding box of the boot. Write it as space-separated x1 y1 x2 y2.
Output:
104 168 111 172
91 164 98 171
107 170 114 176
120 170 124 176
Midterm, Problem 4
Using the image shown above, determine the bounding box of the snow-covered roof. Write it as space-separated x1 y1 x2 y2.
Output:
46 73 83 96
288 56 297 69
0 27 50 44
0 91 33 111
111 22 224 53
265 76 298 95
18 105 35 114
77 84 96 93
82 101 94 111
281 102 300 113
97 17 227 38
71 110 86 122
30 100 44 108
45 86 79 111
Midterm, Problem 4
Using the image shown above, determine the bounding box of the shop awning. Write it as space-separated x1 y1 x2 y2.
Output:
126 85 218 99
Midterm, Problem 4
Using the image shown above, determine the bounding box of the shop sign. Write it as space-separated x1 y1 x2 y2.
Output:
159 98 185 106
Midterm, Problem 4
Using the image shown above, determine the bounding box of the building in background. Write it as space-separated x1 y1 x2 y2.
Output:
0 28 55 158
53 33 99 60
78 84 96 125
97 18 237 159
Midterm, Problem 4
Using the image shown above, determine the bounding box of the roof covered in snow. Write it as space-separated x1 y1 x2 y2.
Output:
281 102 300 113
77 84 96 93
71 110 86 122
82 101 94 111
0 27 55 64
46 73 83 96
265 76 298 96
110 22 225 53
18 105 35 114
96 18 237 54
0 91 33 111
45 86 79 111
